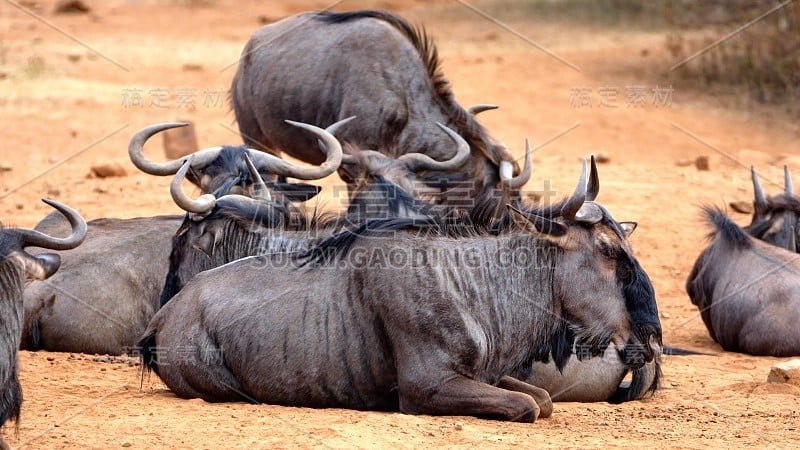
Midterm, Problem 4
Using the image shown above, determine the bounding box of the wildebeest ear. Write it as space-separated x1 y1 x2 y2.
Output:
619 222 638 237
270 182 322 202
29 253 61 280
506 204 568 240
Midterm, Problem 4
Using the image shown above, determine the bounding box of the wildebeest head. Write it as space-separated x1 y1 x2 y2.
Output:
508 158 661 371
1 199 86 431
748 165 799 252
338 122 528 222
128 118 352 196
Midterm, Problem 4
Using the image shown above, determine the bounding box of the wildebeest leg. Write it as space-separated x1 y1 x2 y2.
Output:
399 376 541 422
497 376 553 418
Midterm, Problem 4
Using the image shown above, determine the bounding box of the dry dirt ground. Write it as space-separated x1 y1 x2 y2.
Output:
2 0 800 448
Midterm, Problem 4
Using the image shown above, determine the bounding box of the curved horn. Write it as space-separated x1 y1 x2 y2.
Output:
322 116 357 165
467 104 499 115
751 166 767 211
245 120 344 181
243 153 272 202
561 159 589 220
397 123 470 172
170 156 217 214
129 122 226 176
17 199 87 250
501 141 532 189
785 165 794 197
587 154 599 201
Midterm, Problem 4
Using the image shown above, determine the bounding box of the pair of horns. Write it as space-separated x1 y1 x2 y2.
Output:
752 165 794 210
130 118 349 182
170 119 350 214
338 123 471 173
14 199 87 250
466 103 531 189
509 155 601 236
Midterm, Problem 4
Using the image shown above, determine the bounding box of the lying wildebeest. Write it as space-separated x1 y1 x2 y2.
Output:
22 120 342 356
686 206 800 356
230 9 531 218
139 159 662 420
157 122 475 303
747 166 799 252
161 147 663 404
1 199 86 448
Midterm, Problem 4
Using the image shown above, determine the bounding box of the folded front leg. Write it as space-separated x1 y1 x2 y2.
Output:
399 375 541 422
498 375 553 418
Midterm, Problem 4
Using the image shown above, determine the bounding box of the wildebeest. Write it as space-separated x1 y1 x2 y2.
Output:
747 166 799 252
1 199 86 448
157 122 470 304
22 119 343 356
230 9 531 217
686 206 800 356
139 159 661 420
22 214 182 355
128 119 349 197
160 148 663 404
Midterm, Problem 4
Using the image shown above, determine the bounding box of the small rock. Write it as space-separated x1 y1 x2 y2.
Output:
46 356 55 362
661 311 670 319
47 188 60 197
0 164 11 172
90 163 127 178
15 204 24 210
675 158 693 167
53 0 90 14
767 359 800 387
163 122 199 159
454 422 463 431
695 156 711 171
66 54 81 63
121 443 132 448
182 63 203 72
0 72 8 80
594 152 610 164
729 201 754 214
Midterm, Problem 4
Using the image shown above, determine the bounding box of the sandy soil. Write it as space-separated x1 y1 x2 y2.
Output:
2 1 800 448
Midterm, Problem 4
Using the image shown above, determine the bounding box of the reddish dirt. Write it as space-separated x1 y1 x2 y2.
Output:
2 1 799 448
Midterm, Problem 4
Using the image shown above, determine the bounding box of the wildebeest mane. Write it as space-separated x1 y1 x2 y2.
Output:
703 205 751 249
314 10 509 169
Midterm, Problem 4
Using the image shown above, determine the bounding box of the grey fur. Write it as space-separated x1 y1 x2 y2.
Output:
687 206 800 356
1 200 86 446
139 166 660 420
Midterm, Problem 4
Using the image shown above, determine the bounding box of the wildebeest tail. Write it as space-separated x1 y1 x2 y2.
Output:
608 356 661 404
136 326 160 378
702 205 751 248
662 345 714 356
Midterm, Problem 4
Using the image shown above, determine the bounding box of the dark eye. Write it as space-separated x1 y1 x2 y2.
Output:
616 258 633 283
598 241 619 260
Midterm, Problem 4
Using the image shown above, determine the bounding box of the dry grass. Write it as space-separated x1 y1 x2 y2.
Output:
664 1 800 114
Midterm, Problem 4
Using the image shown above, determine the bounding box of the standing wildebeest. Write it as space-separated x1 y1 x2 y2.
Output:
230 9 531 217
22 120 343 356
687 206 800 356
747 166 799 252
139 159 662 420
1 199 86 449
